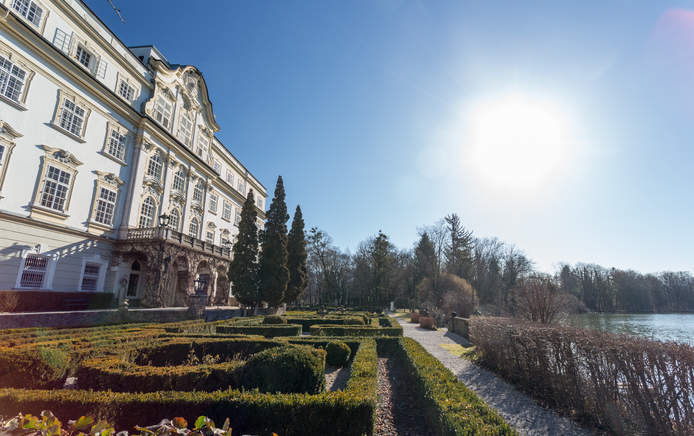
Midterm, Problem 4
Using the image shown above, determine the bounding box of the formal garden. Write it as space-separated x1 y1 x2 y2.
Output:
0 309 515 435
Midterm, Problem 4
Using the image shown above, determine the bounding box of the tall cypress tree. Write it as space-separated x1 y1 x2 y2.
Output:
228 190 259 308
285 205 307 304
258 176 289 307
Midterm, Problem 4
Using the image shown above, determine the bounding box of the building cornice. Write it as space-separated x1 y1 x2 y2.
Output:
0 6 141 125
55 0 153 90
0 209 114 241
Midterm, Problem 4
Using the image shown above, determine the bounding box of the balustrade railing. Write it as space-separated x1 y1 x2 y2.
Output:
125 227 231 258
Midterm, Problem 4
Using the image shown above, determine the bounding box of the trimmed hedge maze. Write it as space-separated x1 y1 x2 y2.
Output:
0 311 514 435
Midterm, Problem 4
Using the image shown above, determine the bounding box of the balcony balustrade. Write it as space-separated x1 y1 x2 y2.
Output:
125 227 231 258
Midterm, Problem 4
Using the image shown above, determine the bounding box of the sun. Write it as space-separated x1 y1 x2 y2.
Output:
468 95 567 188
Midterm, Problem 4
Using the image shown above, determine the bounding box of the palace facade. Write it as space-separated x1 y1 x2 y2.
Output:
0 0 267 308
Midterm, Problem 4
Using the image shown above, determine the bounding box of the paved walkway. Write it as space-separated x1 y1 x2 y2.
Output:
396 317 592 436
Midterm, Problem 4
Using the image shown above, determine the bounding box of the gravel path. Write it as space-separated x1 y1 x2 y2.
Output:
375 358 433 436
325 365 350 391
396 317 593 436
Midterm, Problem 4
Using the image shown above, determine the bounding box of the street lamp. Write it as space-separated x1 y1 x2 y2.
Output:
194 277 208 295
158 213 170 228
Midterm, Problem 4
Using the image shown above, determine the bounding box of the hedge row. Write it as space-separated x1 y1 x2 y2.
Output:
215 324 302 337
0 339 379 436
284 317 365 331
396 337 516 435
470 316 694 435
310 324 402 337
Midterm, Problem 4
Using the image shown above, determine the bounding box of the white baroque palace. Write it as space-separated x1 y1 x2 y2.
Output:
0 0 267 307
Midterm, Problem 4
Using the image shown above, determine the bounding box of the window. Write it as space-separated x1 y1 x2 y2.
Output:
178 114 193 146
237 180 244 194
209 192 218 213
189 217 199 238
75 45 92 69
225 168 234 185
118 80 135 101
234 210 241 226
106 129 126 161
11 0 42 27
94 187 116 225
213 159 221 173
146 153 162 180
58 98 86 136
19 254 47 288
193 181 203 203
172 168 186 192
222 201 232 221
80 262 100 291
205 230 215 244
126 261 140 297
170 208 180 231
139 196 156 227
256 198 263 209
39 165 71 212
154 96 172 128
0 55 27 103
196 135 209 159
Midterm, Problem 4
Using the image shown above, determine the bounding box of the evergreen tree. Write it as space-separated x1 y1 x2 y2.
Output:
286 205 307 304
258 176 289 307
228 190 259 308
444 213 474 280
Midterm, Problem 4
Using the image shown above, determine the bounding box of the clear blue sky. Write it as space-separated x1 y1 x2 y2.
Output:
88 0 694 274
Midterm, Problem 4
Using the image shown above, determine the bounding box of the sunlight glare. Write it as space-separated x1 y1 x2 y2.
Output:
469 96 567 188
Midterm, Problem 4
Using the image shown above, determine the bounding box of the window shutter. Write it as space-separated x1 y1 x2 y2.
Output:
97 58 108 79
53 28 72 54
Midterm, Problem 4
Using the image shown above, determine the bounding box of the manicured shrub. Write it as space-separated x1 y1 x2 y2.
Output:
239 345 326 394
0 347 70 389
325 341 351 367
263 315 287 324
419 317 436 330
310 325 402 337
396 337 516 435
215 324 301 337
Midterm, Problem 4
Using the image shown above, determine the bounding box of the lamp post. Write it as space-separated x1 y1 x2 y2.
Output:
194 277 208 295
154 213 171 306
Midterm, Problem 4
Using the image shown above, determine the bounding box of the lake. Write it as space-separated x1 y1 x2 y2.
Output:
565 313 694 345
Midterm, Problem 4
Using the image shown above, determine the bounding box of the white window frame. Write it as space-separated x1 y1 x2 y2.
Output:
38 165 72 212
172 168 186 192
178 113 193 146
0 121 20 195
31 147 82 219
102 122 128 164
15 249 57 290
222 200 232 221
146 151 163 181
192 181 204 204
77 256 108 292
75 44 93 70
0 49 35 110
189 217 199 238
196 135 209 160
118 78 135 102
93 186 117 226
205 229 215 244
208 192 218 213
139 196 157 228
154 95 172 129
88 171 122 231
169 208 181 231
213 159 221 173
52 90 91 142
10 0 48 31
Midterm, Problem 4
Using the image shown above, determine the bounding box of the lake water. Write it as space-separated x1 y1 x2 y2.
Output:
564 313 694 345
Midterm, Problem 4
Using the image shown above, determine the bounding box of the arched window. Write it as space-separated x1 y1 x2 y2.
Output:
193 180 204 203
169 208 180 231
146 152 162 180
189 217 199 238
172 168 186 192
139 196 156 227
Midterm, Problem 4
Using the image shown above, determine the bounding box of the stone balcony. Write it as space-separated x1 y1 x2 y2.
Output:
124 227 231 259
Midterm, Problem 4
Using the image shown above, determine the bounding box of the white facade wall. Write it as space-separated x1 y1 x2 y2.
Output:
0 0 266 298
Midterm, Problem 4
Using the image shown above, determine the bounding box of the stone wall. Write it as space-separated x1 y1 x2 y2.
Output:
0 306 240 329
449 316 470 340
